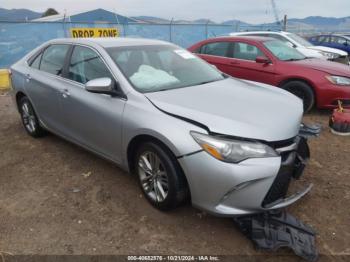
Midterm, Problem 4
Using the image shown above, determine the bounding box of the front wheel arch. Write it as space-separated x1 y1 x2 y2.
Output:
127 135 191 207
278 78 317 111
127 135 183 175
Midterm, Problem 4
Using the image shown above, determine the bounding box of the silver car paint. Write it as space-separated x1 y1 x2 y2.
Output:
145 78 303 142
11 38 308 216
179 151 311 215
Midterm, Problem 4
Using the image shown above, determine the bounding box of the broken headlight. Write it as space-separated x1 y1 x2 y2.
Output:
191 131 278 163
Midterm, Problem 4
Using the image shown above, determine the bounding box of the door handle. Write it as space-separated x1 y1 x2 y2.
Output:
61 88 70 98
25 74 31 82
230 61 240 65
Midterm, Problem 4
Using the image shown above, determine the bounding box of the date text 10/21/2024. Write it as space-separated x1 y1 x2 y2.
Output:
127 256 220 261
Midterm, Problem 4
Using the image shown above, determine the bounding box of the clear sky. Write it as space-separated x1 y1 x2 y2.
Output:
2 0 350 24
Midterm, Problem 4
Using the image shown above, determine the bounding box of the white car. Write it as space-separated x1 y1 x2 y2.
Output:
229 31 349 64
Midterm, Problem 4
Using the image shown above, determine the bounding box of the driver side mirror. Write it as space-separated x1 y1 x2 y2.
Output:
85 77 122 97
255 56 271 64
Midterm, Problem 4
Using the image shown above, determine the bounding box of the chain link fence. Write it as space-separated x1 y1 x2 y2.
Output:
0 21 284 68
1 20 349 68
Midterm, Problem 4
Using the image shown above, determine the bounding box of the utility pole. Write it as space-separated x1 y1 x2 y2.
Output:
283 15 288 31
270 0 281 25
169 18 174 42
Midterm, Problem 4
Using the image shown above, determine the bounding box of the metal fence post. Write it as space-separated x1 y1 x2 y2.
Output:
235 21 240 32
63 19 67 38
122 21 128 37
169 18 174 42
205 20 209 39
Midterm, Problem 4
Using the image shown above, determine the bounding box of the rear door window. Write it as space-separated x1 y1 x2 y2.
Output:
40 45 70 76
30 53 43 69
199 42 232 57
318 36 325 42
330 36 338 43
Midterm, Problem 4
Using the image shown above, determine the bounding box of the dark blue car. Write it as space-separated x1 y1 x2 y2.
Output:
309 34 350 54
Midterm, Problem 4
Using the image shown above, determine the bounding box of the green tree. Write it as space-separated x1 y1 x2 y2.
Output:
41 8 59 18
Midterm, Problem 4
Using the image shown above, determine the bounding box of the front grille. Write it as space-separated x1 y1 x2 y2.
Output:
262 152 296 207
267 137 296 149
262 137 309 208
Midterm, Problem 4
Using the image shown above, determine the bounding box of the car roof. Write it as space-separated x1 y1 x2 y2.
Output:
334 34 350 39
315 34 349 38
230 31 288 36
207 35 276 43
47 37 171 48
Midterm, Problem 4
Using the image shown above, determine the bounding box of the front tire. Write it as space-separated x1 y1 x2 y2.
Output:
281 81 315 112
19 96 47 138
134 142 188 211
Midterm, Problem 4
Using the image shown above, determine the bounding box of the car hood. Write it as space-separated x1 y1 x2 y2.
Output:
145 78 303 142
309 46 348 56
296 47 325 58
291 58 350 76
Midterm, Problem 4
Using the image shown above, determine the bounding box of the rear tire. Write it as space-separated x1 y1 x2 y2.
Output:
134 142 188 211
19 96 47 138
281 81 315 113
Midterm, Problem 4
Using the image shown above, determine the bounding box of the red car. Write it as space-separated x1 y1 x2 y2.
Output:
188 36 350 111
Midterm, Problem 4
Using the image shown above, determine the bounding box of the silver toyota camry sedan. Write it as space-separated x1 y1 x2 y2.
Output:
10 38 312 216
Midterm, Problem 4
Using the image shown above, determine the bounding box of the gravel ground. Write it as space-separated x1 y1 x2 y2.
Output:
0 91 349 261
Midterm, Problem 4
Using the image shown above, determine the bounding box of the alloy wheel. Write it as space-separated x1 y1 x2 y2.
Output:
21 102 37 133
138 151 169 203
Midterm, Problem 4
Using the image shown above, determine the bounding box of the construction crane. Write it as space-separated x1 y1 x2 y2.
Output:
270 0 281 25
270 0 288 30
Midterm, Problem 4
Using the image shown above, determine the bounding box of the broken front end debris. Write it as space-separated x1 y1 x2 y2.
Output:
233 127 321 261
234 210 318 261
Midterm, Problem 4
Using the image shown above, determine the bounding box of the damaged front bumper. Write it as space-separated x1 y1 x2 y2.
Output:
261 136 312 209
178 135 314 216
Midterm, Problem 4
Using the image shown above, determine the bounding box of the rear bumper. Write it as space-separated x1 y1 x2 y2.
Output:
179 137 311 216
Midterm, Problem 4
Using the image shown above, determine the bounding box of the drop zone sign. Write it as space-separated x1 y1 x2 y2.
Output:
70 28 119 38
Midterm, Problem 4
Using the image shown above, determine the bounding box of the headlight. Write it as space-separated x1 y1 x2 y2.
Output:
326 75 350 86
190 131 278 163
320 51 339 59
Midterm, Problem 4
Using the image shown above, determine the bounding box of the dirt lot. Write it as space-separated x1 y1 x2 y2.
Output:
0 91 349 260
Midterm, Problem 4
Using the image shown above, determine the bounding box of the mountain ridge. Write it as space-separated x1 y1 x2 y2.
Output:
0 8 41 21
1 8 350 30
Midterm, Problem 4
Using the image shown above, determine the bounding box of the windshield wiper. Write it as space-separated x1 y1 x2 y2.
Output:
194 78 223 86
284 58 305 61
150 78 223 93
